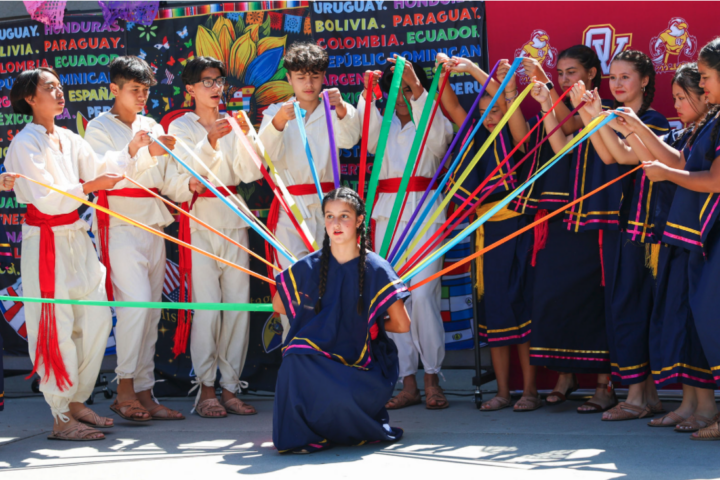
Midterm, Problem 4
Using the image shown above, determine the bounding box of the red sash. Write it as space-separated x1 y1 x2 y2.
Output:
25 204 80 391
174 185 238 357
371 177 435 250
95 188 161 301
265 182 334 297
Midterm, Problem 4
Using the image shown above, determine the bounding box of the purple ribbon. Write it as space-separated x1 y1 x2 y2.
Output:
387 60 502 263
323 90 341 189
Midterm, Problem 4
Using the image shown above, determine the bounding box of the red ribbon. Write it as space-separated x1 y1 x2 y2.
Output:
95 187 161 301
172 185 237 358
370 177 434 251
24 204 80 391
358 71 383 200
531 209 549 267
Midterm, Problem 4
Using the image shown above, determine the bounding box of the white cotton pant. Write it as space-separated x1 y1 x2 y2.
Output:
189 228 251 401
275 206 327 340
22 229 112 420
374 218 445 377
110 226 165 393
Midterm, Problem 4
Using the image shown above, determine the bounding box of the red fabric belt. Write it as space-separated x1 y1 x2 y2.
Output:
173 184 238 357
25 204 80 391
371 177 434 249
96 187 161 302
265 182 334 297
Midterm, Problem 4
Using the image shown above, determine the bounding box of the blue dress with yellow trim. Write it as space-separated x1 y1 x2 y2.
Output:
273 250 409 453
523 113 608 373
606 110 670 386
667 114 720 387
448 124 533 347
650 129 712 389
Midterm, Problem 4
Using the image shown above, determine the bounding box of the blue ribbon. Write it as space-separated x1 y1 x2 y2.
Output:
294 103 325 203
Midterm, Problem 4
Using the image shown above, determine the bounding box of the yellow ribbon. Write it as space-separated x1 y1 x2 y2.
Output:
645 243 661 279
398 83 533 266
474 201 522 301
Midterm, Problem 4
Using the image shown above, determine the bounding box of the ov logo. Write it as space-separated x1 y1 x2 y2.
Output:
583 24 632 76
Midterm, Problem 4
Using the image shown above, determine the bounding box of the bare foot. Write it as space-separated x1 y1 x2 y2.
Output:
546 373 576 404
116 379 150 420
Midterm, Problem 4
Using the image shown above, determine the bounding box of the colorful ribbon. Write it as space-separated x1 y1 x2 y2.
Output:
322 91 341 189
389 59 503 267
0 296 275 312
399 66 529 265
12 173 276 285
228 113 317 251
377 66 444 259
401 113 617 283
407 164 643 292
398 90 583 275
358 72 382 200
150 134 296 264
387 70 450 263
121 176 280 272
365 56 406 227
294 102 325 203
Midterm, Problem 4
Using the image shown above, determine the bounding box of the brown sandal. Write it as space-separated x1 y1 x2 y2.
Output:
691 421 720 441
675 414 716 433
648 411 686 427
602 402 652 421
647 401 665 415
74 407 114 428
110 399 151 422
480 396 511 411
386 390 422 410
147 404 185 420
195 398 227 418
513 396 542 412
48 423 105 441
545 374 578 405
577 384 618 414
424 384 449 410
223 398 257 416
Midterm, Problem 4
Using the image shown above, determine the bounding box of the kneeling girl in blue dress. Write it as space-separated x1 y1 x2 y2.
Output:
272 187 412 453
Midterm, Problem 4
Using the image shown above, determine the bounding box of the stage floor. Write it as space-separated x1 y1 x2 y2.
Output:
0 370 714 480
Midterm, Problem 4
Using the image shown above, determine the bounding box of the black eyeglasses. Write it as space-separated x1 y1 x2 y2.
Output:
201 77 226 88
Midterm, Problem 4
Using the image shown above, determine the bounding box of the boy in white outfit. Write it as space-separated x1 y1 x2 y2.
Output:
6 68 127 440
358 57 453 410
259 43 361 270
84 56 206 422
169 56 263 418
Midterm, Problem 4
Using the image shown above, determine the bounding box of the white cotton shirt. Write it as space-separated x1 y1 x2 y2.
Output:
5 123 118 238
168 112 263 231
84 112 194 230
258 96 361 209
357 90 453 223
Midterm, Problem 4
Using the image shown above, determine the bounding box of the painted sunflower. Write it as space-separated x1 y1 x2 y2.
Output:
196 14 294 126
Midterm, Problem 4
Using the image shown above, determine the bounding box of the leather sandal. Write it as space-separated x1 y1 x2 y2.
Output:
513 396 542 412
647 401 665 415
74 407 114 428
602 402 653 421
147 404 185 420
48 423 105 441
577 383 618 414
545 374 578 405
691 421 720 441
675 413 716 433
386 390 422 410
480 396 511 412
648 411 687 427
424 384 449 410
110 399 151 422
223 397 257 416
195 398 227 418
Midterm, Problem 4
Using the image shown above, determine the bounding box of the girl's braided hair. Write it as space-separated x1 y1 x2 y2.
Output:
315 187 371 315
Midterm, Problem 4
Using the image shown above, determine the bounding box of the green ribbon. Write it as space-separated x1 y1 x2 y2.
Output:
377 67 442 258
0 296 275 312
365 56 406 227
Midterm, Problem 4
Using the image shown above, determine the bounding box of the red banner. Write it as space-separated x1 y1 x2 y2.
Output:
486 1 716 130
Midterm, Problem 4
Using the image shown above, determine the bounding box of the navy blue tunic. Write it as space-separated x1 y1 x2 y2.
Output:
273 250 409 453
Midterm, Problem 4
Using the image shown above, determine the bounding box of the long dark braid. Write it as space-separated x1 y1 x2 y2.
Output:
611 50 655 117
314 187 369 315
